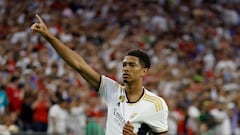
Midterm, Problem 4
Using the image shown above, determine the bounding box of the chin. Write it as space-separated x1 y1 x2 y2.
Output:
123 79 128 83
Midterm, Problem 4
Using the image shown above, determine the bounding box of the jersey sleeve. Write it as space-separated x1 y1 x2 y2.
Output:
146 98 169 133
98 75 121 105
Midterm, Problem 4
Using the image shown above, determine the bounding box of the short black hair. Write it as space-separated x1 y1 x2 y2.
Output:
127 49 151 69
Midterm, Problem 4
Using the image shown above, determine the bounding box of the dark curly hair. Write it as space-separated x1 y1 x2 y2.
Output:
127 49 151 69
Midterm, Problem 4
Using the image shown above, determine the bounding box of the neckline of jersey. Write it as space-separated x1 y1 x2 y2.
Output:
125 88 145 104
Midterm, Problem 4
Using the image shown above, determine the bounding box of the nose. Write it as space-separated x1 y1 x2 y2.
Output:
122 64 130 71
122 64 129 70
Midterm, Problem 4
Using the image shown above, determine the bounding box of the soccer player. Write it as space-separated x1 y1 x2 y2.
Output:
31 15 168 135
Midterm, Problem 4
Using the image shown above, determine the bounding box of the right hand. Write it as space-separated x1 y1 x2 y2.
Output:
31 14 50 37
123 121 137 135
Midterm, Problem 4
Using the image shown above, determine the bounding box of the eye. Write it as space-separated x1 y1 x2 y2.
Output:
122 62 126 67
129 63 136 67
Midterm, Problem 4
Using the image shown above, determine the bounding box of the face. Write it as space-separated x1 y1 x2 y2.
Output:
122 56 147 84
60 101 69 110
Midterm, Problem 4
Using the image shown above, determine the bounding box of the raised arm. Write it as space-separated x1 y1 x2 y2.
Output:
31 15 100 89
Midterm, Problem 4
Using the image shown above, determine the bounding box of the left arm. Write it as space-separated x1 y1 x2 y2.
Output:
147 97 169 135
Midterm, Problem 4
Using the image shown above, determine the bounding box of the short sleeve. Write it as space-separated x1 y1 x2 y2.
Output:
146 98 168 133
98 75 121 105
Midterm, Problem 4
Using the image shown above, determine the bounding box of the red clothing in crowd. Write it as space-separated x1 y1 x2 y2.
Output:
6 86 23 113
33 101 49 124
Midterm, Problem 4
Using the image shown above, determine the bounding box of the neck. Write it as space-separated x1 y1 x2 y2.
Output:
125 83 144 102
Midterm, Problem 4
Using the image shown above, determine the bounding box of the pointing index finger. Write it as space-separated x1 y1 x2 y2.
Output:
36 14 44 24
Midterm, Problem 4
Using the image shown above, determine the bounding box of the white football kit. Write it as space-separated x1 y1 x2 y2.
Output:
98 76 168 135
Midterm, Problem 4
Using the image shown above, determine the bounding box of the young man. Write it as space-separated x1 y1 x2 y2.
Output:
47 97 69 135
31 15 168 135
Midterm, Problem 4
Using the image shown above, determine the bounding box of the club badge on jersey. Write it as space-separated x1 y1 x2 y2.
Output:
119 95 125 102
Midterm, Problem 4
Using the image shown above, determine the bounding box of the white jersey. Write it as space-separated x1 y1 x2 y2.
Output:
47 104 69 134
99 76 168 135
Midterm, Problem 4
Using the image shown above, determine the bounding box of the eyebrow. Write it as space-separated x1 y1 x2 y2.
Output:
122 61 137 64
122 62 139 68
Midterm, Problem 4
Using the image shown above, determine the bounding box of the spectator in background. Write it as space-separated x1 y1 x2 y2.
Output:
68 96 87 135
32 91 51 132
47 97 69 135
19 85 34 131
5 75 23 115
166 98 178 135
210 100 231 135
0 85 9 115
85 118 105 135
199 99 217 135
1 112 20 134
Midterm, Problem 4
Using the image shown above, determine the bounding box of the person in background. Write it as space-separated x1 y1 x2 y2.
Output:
67 96 87 135
19 86 34 131
5 75 23 115
0 84 9 115
32 91 51 132
47 97 69 135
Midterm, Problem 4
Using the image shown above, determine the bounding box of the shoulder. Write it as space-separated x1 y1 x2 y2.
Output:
49 104 60 116
143 89 168 112
100 75 123 88
50 104 62 112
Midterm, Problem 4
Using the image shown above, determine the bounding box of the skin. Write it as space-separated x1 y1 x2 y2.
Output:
123 121 167 135
123 121 137 135
31 15 167 135
122 56 147 102
31 15 100 89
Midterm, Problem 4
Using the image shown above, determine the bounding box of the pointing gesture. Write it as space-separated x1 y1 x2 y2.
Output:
30 13 101 89
31 14 50 37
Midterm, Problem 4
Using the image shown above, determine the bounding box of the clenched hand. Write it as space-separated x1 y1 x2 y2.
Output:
123 121 138 135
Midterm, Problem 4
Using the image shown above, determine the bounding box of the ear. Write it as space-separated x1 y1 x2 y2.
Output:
141 68 148 77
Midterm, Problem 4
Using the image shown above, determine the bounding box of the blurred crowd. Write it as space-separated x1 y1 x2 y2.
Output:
0 0 240 135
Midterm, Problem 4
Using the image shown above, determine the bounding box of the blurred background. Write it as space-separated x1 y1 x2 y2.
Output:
0 0 240 135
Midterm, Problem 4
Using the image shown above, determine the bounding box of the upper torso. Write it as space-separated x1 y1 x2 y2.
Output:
99 76 168 135
47 104 68 134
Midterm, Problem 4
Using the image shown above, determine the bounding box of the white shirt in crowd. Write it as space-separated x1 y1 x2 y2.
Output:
47 104 69 134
